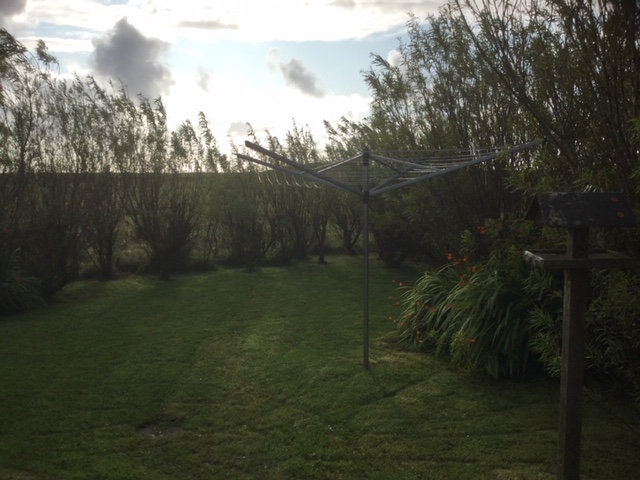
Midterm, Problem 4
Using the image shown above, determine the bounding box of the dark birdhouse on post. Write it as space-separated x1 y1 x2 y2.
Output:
524 192 637 480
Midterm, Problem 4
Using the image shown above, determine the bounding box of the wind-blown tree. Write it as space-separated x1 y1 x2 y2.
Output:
1 29 225 287
218 171 271 269
277 123 324 262
120 97 201 280
27 75 92 291
259 130 312 263
283 123 335 263
32 76 133 285
1 31 39 227
1 29 34 251
172 112 228 174
179 112 228 266
217 126 272 269
323 118 364 255
230 122 330 266
0 35 74 295
0 30 48 311
363 7 537 253
0 29 27 109
2 34 125 293
320 9 540 266
308 186 332 263
456 0 639 196
76 79 130 279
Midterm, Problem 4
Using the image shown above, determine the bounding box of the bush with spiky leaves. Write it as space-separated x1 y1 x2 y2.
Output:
394 216 557 379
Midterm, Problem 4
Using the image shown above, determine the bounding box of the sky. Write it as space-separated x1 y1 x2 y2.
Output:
1 0 443 153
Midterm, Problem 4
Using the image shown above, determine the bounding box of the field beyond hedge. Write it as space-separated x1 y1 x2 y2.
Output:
0 256 638 479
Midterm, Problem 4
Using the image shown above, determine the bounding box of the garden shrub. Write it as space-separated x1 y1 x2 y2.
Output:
0 249 43 315
330 190 362 255
587 270 640 402
21 206 82 296
220 174 270 269
370 193 418 268
394 216 557 379
397 214 640 397
531 268 640 403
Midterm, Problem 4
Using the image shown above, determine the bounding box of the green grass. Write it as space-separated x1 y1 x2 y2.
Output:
0 256 638 479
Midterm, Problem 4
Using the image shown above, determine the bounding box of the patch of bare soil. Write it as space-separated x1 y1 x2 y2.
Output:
137 421 183 438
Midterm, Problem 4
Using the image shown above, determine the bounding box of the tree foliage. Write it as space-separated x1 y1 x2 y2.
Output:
456 0 639 194
382 1 640 396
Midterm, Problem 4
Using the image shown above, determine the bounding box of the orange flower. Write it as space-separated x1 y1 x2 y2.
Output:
447 252 454 261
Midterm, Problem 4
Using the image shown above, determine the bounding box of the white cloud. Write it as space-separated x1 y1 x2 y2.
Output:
0 0 27 18
387 48 409 76
163 70 370 154
387 49 404 68
16 0 438 45
278 57 326 98
176 19 239 32
90 17 174 98
195 66 213 92
26 0 134 31
268 49 326 98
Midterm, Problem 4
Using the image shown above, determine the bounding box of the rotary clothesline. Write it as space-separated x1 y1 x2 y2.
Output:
258 151 493 188
238 139 542 196
236 138 543 369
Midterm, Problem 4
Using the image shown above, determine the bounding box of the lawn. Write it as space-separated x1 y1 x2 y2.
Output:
0 256 638 479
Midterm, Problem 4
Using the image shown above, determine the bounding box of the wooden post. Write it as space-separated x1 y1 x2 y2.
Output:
524 192 637 479
558 227 589 480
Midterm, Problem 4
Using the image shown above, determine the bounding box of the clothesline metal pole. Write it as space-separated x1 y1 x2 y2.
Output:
362 147 370 369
